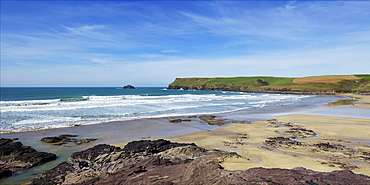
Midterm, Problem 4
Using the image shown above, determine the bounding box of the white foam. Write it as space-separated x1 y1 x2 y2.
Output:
0 93 316 133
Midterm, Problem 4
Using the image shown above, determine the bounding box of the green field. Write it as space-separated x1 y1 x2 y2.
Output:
168 75 370 93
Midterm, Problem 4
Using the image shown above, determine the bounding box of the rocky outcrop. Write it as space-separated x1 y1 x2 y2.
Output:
30 139 370 185
169 119 191 123
0 138 57 180
41 134 97 145
123 85 135 89
199 115 229 126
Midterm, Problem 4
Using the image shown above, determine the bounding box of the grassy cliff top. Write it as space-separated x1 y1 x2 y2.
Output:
169 74 370 93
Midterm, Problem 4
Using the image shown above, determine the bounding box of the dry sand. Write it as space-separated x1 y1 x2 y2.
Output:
166 114 370 176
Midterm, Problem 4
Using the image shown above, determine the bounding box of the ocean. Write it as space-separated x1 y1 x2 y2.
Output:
0 87 344 133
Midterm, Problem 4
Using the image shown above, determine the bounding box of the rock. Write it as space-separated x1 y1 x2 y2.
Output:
123 85 135 89
265 137 306 147
71 144 120 161
58 134 78 139
74 139 98 145
256 79 270 86
122 139 194 154
199 115 229 126
30 162 74 185
285 127 317 138
40 136 63 143
41 134 97 146
313 142 348 151
0 170 12 179
0 138 57 180
169 119 191 123
30 139 370 185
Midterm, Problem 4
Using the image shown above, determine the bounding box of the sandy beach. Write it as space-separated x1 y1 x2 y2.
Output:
113 94 370 176
166 94 370 176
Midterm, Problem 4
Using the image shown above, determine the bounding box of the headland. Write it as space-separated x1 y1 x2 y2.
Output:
167 74 370 95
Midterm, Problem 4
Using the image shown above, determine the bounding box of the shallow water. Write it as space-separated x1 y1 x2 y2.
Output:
1 87 344 133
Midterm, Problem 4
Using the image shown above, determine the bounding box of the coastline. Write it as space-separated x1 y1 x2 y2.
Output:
1 93 369 184
168 86 338 95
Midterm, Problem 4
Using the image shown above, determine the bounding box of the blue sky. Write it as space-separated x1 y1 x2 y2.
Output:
1 1 370 87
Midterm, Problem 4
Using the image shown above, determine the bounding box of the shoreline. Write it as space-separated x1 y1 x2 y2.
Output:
1 93 369 184
0 91 353 135
113 94 370 176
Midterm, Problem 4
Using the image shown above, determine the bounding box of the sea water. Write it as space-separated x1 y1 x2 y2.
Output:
0 87 344 133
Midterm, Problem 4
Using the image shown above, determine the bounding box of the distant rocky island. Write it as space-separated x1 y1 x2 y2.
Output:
123 85 135 89
168 74 370 95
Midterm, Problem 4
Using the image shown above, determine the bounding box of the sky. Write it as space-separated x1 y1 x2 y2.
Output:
1 1 370 87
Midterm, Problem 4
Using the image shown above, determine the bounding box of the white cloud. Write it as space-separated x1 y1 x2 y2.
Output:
284 1 297 10
161 50 180 53
61 24 110 38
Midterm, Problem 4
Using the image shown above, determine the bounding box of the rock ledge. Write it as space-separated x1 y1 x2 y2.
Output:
30 139 370 185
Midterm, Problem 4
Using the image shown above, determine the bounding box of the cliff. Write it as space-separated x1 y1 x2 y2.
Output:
168 75 370 95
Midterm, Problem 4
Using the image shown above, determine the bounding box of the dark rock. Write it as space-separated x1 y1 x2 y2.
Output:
58 134 78 139
0 170 12 179
199 115 229 125
268 120 295 127
313 142 347 151
41 134 97 146
74 138 98 145
71 144 120 161
123 85 135 89
30 139 370 185
265 137 306 147
13 151 57 168
169 119 191 123
40 136 63 143
0 138 57 180
256 79 270 86
235 167 370 185
123 139 194 154
30 162 74 185
285 128 317 138
0 138 16 145
78 161 89 169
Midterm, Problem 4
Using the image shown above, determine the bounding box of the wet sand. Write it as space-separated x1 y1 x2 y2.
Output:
337 93 370 109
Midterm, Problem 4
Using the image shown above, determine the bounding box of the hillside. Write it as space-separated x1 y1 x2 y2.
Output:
168 75 370 95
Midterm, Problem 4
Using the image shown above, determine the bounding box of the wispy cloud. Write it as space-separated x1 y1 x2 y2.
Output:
284 1 297 10
62 24 106 36
1 1 369 86
161 50 180 53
